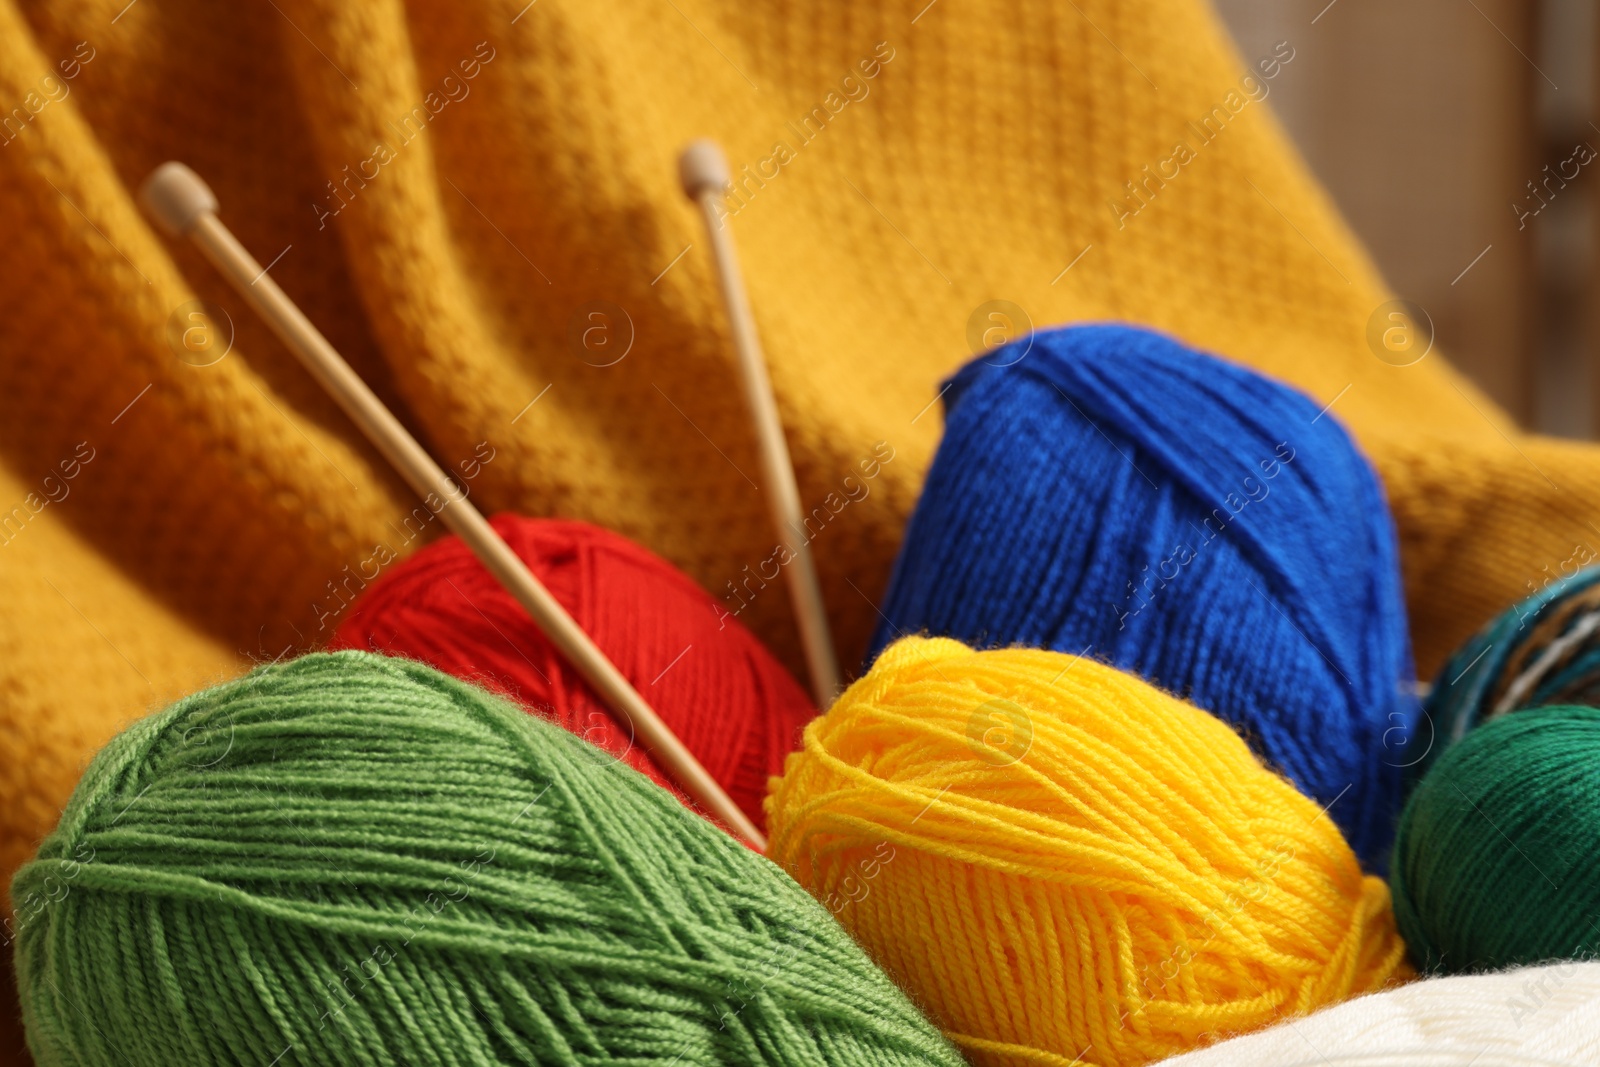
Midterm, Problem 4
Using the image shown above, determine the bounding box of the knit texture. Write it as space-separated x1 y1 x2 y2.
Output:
869 323 1415 868
1417 564 1600 785
330 515 816 831
766 636 1412 1067
5 0 1597 969
0 460 245 911
11 651 965 1066
1391 704 1600 975
1154 962 1600 1065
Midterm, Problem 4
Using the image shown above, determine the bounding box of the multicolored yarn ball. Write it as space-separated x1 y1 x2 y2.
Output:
1416 563 1600 784
11 652 966 1067
869 324 1416 869
1154 961 1600 1066
330 515 814 831
1391 704 1600 974
765 636 1412 1067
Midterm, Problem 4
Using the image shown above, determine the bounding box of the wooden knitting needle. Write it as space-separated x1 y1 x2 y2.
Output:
139 161 766 852
679 140 842 708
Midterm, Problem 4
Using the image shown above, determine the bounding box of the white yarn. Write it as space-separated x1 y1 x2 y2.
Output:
1493 607 1600 716
1154 963 1600 1066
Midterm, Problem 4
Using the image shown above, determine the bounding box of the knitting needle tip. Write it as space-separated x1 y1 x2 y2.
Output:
139 162 218 237
678 139 731 201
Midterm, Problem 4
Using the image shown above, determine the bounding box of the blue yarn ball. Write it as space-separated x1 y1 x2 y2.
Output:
871 324 1417 868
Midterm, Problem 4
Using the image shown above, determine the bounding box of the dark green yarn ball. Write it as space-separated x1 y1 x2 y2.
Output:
11 651 963 1066
1415 564 1600 787
1391 704 1600 974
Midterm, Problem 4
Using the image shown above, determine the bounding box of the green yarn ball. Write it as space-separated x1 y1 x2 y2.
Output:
12 651 963 1066
1391 704 1600 974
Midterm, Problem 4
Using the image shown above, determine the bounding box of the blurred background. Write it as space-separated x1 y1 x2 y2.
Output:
1215 0 1597 437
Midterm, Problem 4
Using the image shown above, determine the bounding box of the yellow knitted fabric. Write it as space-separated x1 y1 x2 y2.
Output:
767 637 1414 1067
0 459 243 903
0 0 1591 912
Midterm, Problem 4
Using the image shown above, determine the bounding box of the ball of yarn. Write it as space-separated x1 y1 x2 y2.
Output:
869 324 1416 868
11 652 965 1067
330 515 815 831
1154 961 1600 1066
1417 564 1600 784
766 636 1412 1067
1391 704 1600 974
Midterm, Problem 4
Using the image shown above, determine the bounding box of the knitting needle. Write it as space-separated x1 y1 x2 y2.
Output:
138 161 766 852
678 140 842 708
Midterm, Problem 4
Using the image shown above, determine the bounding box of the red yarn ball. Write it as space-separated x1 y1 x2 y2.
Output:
329 515 815 831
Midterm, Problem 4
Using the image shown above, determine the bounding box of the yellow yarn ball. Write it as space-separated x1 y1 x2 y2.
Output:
766 637 1412 1067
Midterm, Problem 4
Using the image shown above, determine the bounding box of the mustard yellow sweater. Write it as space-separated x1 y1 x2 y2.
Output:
0 0 1589 919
